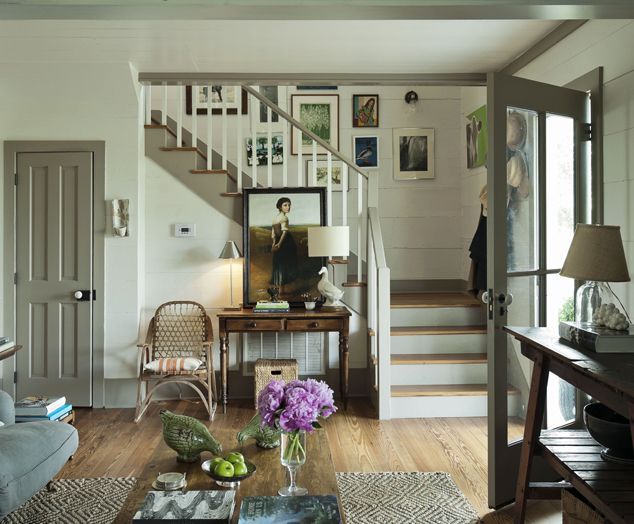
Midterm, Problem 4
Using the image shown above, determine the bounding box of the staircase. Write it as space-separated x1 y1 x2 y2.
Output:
389 291 518 418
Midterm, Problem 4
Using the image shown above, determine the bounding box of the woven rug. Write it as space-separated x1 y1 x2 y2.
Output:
2 478 136 524
336 471 480 524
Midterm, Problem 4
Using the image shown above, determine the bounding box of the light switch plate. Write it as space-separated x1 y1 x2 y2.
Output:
174 223 196 237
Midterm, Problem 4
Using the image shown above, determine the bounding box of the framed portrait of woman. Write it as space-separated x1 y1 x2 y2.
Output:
352 94 379 128
243 188 326 306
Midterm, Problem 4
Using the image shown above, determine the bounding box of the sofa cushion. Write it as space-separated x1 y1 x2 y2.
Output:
0 420 78 518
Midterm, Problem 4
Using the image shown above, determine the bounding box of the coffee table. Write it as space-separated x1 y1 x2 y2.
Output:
115 425 340 523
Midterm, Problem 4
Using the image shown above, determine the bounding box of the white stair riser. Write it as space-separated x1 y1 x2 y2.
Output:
390 363 487 385
390 394 521 419
390 333 486 354
390 307 484 327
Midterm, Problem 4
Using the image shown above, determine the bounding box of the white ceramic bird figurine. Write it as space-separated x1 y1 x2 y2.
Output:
317 266 344 307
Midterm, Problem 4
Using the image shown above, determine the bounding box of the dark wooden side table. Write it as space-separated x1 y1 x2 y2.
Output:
217 308 351 414
505 326 634 524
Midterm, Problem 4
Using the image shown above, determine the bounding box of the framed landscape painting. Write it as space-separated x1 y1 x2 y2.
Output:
393 128 435 180
243 188 326 306
306 159 346 191
185 85 248 115
352 94 379 128
290 95 339 155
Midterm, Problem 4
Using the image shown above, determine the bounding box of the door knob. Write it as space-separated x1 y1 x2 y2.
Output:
73 290 96 301
481 291 490 304
498 292 513 306
74 291 84 300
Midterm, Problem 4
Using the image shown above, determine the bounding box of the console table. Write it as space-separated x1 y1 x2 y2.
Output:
217 307 351 414
505 326 634 524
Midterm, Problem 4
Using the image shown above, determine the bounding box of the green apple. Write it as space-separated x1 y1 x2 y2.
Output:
226 452 245 464
214 460 235 478
233 462 248 476
208 457 224 471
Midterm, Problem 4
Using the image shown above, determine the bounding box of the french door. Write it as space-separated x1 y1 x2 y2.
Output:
486 73 589 508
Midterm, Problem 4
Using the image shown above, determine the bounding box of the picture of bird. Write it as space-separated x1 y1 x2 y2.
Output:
356 146 374 165
353 136 379 168
317 266 344 307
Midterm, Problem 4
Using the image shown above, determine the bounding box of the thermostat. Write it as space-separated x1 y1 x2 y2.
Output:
175 223 196 237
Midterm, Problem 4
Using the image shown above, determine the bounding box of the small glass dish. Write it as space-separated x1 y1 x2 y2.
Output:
152 472 187 491
201 459 256 488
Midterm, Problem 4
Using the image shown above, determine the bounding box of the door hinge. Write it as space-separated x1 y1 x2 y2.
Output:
14 173 18 185
13 272 17 285
582 123 592 141
13 371 17 384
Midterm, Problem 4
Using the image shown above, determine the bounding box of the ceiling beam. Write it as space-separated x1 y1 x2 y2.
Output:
2 2 634 20
138 73 487 87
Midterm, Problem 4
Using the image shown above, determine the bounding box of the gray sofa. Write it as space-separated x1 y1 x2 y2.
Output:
0 390 78 518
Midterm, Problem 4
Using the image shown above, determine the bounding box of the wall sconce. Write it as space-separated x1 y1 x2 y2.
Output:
404 90 419 105
111 199 129 237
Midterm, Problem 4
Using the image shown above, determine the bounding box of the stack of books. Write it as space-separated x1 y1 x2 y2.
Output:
238 495 341 523
133 490 236 522
0 336 14 352
14 395 73 423
559 321 634 353
253 300 290 313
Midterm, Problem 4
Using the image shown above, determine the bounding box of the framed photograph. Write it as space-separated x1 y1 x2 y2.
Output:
353 136 379 169
243 188 326 306
246 133 284 166
393 128 435 180
306 159 347 191
466 104 487 169
352 94 379 128
185 85 248 115
259 86 280 124
290 95 339 155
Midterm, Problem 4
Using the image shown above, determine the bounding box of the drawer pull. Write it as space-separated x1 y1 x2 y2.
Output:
249 321 257 328
310 322 319 328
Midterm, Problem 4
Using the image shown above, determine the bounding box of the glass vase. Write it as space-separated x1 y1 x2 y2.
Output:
279 430 308 496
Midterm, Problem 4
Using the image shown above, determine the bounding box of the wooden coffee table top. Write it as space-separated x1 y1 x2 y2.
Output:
115 423 339 523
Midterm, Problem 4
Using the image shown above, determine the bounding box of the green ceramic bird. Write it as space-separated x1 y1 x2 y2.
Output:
237 413 281 449
160 409 222 463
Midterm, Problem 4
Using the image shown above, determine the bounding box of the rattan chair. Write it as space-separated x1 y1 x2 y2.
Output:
135 301 217 422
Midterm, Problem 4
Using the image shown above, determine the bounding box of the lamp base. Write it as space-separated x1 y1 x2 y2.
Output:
223 305 242 311
575 281 611 326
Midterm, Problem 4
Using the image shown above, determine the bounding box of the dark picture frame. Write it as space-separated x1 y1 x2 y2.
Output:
352 94 379 128
243 187 326 306
185 86 249 115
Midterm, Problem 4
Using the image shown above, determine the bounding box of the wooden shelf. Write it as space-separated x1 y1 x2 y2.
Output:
538 429 634 524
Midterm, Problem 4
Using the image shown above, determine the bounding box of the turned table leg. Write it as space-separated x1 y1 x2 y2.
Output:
219 332 228 414
339 330 349 410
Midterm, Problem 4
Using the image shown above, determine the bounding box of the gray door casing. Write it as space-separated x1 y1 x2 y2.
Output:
3 141 105 407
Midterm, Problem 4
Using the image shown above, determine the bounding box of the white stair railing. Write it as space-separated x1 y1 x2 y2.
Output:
142 80 390 417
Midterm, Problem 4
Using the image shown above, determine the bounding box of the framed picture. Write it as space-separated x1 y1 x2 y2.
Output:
185 85 248 115
246 134 284 166
466 104 487 169
243 188 326 306
306 159 347 191
353 136 379 169
296 86 338 90
258 86 280 124
290 95 339 155
393 128 435 180
352 94 379 128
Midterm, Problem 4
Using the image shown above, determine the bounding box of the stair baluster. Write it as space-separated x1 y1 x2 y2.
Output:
191 86 198 150
206 85 213 171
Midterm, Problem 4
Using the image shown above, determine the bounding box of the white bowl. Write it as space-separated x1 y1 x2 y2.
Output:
304 301 316 310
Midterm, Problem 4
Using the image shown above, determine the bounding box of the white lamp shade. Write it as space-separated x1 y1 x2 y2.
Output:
308 226 350 257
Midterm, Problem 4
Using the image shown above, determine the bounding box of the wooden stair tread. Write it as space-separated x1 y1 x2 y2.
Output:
190 169 229 175
221 192 242 197
391 384 519 397
391 353 487 365
159 146 198 152
144 124 167 129
391 292 481 309
328 259 349 265
391 325 486 336
342 281 367 288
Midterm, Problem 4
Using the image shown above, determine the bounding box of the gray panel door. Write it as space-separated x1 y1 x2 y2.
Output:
16 152 93 406
487 73 588 508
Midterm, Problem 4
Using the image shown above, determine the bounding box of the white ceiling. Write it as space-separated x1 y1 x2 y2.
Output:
0 19 562 75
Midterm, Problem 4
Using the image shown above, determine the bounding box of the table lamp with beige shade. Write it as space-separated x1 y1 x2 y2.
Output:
559 224 631 326
218 240 242 310
307 226 349 307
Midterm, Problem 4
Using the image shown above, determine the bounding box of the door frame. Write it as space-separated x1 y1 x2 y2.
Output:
3 141 106 407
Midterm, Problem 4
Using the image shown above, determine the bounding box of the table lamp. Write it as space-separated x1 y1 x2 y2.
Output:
559 224 630 326
218 240 242 310
308 226 350 305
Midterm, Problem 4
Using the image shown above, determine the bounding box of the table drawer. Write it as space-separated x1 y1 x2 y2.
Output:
225 318 283 331
286 319 341 331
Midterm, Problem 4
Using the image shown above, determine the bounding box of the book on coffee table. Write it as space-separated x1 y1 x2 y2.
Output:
132 490 235 523
238 495 341 523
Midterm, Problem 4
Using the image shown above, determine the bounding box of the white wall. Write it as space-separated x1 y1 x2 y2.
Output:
0 62 142 392
518 19 634 313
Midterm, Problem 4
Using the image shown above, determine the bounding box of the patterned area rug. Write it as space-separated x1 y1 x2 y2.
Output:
2 478 136 524
336 471 480 524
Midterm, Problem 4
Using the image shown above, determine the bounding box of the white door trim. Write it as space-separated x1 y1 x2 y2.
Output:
3 141 106 407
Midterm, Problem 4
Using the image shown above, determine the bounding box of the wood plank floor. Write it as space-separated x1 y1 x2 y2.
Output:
58 399 561 523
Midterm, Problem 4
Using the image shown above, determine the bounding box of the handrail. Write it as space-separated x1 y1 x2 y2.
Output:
242 84 369 181
368 208 387 267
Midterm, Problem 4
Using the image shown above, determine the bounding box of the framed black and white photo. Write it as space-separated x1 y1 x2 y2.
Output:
243 188 326 306
393 128 435 180
185 85 248 115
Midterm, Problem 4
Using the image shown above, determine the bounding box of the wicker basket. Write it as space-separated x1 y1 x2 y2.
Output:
254 358 298 408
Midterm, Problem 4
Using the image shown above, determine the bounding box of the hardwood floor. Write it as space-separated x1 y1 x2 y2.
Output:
59 398 561 523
